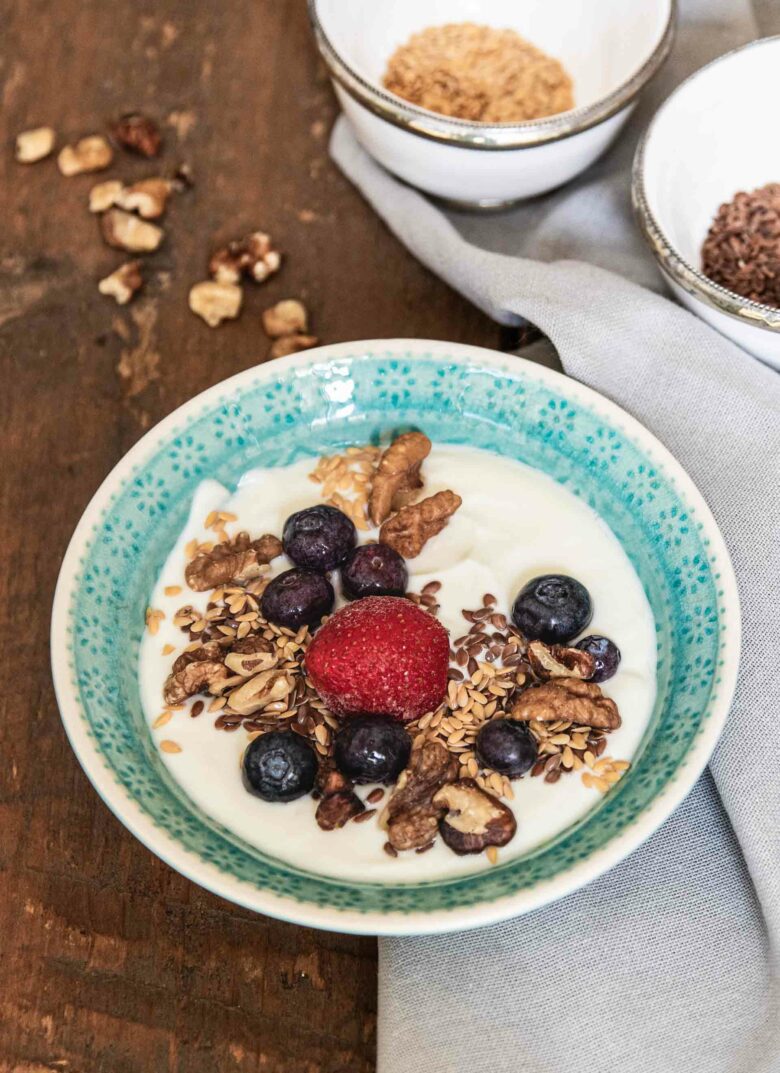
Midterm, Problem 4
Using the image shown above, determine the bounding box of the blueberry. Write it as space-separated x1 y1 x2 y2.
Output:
242 731 318 802
261 568 334 630
341 544 408 600
575 635 621 682
283 505 356 573
511 574 592 644
475 719 538 779
334 715 412 785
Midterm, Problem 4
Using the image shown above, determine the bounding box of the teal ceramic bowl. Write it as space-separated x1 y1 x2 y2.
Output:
51 340 739 935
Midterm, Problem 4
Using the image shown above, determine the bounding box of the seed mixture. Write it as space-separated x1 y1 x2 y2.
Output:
149 432 631 865
701 183 780 309
383 22 574 123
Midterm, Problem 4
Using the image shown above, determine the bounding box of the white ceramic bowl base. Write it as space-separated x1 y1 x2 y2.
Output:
335 86 635 204
312 0 673 205
635 37 780 368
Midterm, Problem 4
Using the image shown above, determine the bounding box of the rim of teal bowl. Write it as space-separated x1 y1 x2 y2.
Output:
51 340 740 936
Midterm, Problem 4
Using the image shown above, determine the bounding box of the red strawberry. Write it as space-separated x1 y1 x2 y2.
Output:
305 596 449 722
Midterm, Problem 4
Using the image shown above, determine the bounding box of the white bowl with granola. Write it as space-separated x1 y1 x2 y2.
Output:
52 340 739 933
309 0 675 207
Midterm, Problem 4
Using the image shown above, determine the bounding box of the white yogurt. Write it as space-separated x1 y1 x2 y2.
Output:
139 445 657 882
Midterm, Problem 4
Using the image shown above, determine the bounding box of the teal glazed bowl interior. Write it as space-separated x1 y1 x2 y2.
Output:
51 340 739 935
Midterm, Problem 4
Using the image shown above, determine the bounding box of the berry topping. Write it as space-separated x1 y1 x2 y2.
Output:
261 568 334 630
305 596 449 722
511 573 592 644
475 719 538 778
282 504 356 572
341 543 408 600
334 715 412 784
575 635 621 682
242 731 318 802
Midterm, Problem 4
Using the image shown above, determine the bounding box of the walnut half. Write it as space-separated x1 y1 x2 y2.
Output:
379 490 462 558
369 431 431 525
381 740 459 851
185 531 282 591
527 640 595 681
315 768 364 831
510 677 621 730
163 659 231 706
434 780 516 855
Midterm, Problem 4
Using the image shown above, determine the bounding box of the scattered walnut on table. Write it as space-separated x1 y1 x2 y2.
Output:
433 779 516 855
209 231 282 285
188 280 243 327
369 432 431 526
379 489 462 558
118 177 172 219
111 113 162 158
100 208 164 252
511 677 621 730
268 333 319 359
526 640 595 681
98 260 143 305
381 740 459 851
15 126 56 163
184 531 282 590
262 299 309 338
58 135 113 176
89 179 125 213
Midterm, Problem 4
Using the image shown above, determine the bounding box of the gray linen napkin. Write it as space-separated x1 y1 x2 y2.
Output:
329 1 780 1070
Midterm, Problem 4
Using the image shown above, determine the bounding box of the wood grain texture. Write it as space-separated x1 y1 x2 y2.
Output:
0 2 498 1071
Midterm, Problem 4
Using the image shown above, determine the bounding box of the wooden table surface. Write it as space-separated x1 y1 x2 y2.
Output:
5 3 778 1071
0 3 503 1072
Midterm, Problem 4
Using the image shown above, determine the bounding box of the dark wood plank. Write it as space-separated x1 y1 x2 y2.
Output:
0 2 497 1071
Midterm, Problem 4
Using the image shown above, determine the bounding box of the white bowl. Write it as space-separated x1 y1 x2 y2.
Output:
310 0 675 208
633 37 780 370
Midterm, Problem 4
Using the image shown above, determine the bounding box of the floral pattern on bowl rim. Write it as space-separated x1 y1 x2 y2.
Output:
51 340 740 935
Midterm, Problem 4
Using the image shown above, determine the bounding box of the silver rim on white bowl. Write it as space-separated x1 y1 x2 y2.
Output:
632 35 780 334
308 0 677 150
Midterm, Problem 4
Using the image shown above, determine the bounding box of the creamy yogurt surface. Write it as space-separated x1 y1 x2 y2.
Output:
139 444 657 882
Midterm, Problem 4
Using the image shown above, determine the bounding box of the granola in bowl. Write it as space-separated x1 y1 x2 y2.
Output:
139 432 655 879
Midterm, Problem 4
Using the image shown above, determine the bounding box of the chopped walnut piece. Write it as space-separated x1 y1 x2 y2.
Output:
111 113 162 157
527 640 595 681
269 333 318 359
380 490 461 558
511 677 621 730
117 177 171 219
15 126 56 163
188 280 242 327
171 640 227 675
98 260 143 305
224 649 277 677
227 669 291 716
381 740 459 851
434 779 516 855
89 179 124 213
369 432 431 526
262 299 308 338
209 230 282 285
58 135 113 176
184 531 282 591
315 768 364 830
163 660 231 706
100 208 164 252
